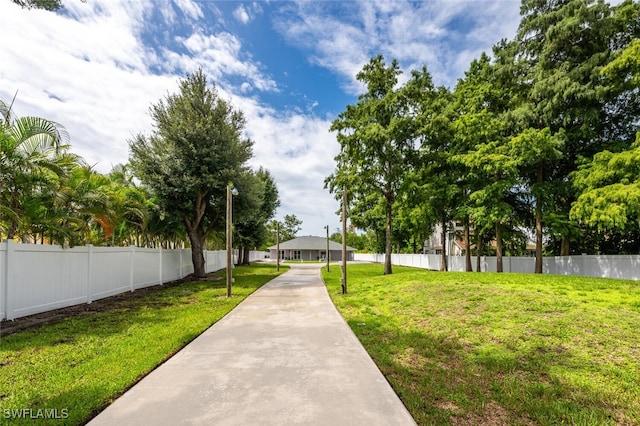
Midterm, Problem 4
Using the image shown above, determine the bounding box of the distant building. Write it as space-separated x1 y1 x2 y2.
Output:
424 222 536 257
423 222 466 255
268 236 355 261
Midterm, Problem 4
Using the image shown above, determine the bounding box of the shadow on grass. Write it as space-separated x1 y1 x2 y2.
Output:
346 315 629 426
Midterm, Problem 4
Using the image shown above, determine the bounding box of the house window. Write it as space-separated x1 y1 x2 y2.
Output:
280 250 286 260
293 250 301 260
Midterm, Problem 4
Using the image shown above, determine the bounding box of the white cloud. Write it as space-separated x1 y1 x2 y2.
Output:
240 104 342 235
170 31 278 93
0 0 174 171
173 0 203 21
233 4 251 24
211 88 342 235
276 0 521 91
0 0 338 236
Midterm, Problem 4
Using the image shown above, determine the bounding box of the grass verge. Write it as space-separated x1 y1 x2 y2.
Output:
323 263 640 425
0 263 287 425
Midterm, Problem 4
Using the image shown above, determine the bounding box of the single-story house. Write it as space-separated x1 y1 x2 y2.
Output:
269 236 355 261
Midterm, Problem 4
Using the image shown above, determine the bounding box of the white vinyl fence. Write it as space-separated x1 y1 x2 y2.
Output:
0 240 268 321
354 253 640 281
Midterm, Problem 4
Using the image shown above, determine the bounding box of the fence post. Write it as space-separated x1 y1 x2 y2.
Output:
86 244 93 304
5 240 15 321
130 245 135 292
0 240 4 321
179 249 183 279
159 247 163 285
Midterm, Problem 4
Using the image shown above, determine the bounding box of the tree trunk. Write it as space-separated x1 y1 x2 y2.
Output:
440 221 448 271
188 231 206 278
464 217 472 272
535 162 544 274
384 200 393 275
184 190 209 278
476 228 482 273
242 247 251 265
535 205 543 273
496 222 503 273
560 236 570 256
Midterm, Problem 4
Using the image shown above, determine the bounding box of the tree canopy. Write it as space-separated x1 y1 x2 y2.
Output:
329 0 640 267
129 69 255 277
327 55 420 274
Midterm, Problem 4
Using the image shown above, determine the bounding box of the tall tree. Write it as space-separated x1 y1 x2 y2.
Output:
513 0 640 264
451 53 517 272
234 168 279 264
266 214 302 245
327 55 415 275
405 69 457 271
129 69 253 278
570 38 640 237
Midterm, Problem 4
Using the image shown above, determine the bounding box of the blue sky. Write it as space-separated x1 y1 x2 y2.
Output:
0 0 533 237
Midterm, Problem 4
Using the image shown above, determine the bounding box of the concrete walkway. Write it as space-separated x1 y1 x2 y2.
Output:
88 264 416 426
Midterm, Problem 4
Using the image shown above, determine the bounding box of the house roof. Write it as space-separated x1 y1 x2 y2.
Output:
269 236 356 251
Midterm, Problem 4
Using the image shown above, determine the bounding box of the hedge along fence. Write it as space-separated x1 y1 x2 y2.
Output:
0 240 268 321
354 252 640 281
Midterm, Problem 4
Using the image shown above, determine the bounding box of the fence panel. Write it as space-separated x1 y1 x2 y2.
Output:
355 252 639 281
205 250 225 273
510 257 535 274
90 247 132 302
9 242 89 320
161 249 182 283
0 242 6 320
183 248 194 276
134 247 163 290
249 251 269 262
0 242 232 321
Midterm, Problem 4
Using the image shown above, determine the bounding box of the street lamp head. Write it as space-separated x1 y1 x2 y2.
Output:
231 187 239 196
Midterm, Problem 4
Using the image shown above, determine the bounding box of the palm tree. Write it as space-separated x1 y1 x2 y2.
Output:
0 98 71 240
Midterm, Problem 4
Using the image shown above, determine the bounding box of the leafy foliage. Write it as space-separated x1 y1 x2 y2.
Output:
571 134 640 232
11 0 63 10
332 0 640 262
129 69 254 277
265 214 303 248
327 55 430 274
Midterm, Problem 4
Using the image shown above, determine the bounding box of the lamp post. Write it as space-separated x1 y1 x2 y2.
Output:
341 187 347 294
276 221 280 272
226 184 238 297
324 225 330 272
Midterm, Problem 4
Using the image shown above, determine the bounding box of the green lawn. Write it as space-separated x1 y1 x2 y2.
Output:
0 263 287 425
323 263 640 426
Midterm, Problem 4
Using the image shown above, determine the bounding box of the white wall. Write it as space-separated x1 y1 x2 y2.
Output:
0 241 266 321
354 253 640 281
